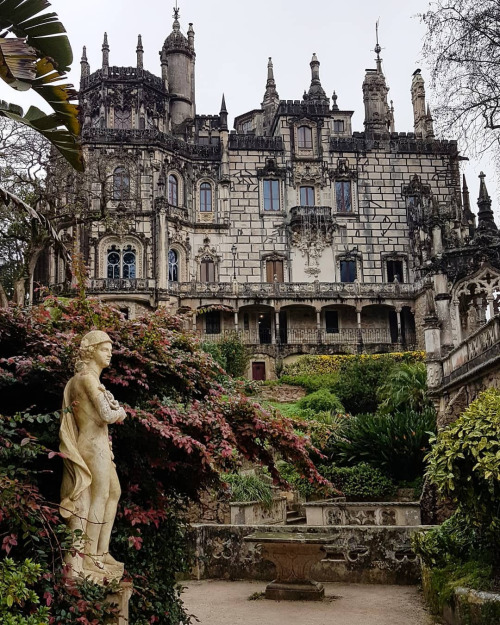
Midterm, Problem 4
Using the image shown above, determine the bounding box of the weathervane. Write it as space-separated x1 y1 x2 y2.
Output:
173 0 180 20
375 19 381 57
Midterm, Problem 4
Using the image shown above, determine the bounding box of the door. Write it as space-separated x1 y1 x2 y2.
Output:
252 361 266 381
258 313 272 344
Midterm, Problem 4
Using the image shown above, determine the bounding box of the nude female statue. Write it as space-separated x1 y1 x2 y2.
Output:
59 330 126 581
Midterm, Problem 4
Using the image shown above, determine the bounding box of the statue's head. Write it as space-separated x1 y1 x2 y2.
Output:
76 330 112 371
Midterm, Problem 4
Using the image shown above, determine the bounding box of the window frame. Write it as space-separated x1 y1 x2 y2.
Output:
335 180 352 213
333 119 345 133
266 258 284 283
168 174 179 206
106 244 136 280
200 258 215 282
340 258 357 283
386 259 405 284
205 311 221 335
325 310 339 334
168 248 179 282
200 182 213 213
297 125 313 149
112 166 130 201
300 186 315 207
263 179 280 212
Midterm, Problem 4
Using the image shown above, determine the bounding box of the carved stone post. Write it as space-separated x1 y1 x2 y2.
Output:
158 209 167 290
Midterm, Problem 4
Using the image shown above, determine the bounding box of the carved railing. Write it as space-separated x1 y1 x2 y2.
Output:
154 198 189 220
442 315 500 385
168 282 234 296
82 128 221 159
196 327 415 347
228 134 283 151
87 278 155 293
289 205 333 230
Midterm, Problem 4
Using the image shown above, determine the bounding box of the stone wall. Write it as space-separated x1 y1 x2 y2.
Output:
190 523 430 585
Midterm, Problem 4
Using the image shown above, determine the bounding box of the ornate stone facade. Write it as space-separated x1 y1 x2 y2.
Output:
42 9 499 380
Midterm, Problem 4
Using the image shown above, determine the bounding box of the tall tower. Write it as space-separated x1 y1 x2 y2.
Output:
261 57 280 136
411 70 427 139
362 26 391 136
159 6 196 131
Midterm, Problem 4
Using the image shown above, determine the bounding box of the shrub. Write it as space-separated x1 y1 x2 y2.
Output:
282 352 425 377
425 388 500 552
377 362 432 414
297 388 344 413
221 473 274 509
332 356 396 414
202 332 249 378
328 407 436 481
279 373 339 393
319 463 396 500
0 558 49 624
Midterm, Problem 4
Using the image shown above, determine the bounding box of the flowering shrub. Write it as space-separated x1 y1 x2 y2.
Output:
0 296 325 623
282 352 425 377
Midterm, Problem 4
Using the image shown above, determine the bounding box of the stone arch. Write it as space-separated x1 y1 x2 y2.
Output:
98 234 144 279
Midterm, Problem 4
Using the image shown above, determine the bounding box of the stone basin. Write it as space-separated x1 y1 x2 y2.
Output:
244 532 331 601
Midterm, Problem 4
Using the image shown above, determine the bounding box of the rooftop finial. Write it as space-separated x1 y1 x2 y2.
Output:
262 56 279 106
102 32 109 68
375 19 382 73
173 0 180 21
137 34 144 69
476 171 498 233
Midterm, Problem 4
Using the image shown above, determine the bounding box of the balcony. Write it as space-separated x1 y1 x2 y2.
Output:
154 198 189 221
87 278 155 293
289 205 333 231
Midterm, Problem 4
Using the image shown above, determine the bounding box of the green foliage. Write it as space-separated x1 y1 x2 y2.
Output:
425 388 500 556
332 356 396 414
282 352 424 377
328 407 436 481
0 558 49 624
297 388 344 414
279 373 339 393
221 473 274 509
377 362 432 414
202 332 249 378
320 463 396 500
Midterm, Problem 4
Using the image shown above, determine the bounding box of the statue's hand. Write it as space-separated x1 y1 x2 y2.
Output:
116 408 126 424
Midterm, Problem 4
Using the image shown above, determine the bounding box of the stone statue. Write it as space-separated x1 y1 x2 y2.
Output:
59 330 126 582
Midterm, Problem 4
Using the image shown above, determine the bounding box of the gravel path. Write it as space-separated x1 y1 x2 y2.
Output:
182 580 438 625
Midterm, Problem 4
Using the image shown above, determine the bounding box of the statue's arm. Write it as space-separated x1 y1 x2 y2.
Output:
85 377 126 424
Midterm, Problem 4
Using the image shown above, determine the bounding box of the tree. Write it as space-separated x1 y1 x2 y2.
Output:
0 0 83 170
421 0 500 165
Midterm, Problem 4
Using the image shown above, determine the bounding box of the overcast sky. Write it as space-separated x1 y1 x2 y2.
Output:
1 0 496 210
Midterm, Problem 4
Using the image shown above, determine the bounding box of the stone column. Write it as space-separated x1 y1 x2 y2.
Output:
275 310 280 344
316 309 322 344
395 305 403 344
158 210 167 290
234 310 239 333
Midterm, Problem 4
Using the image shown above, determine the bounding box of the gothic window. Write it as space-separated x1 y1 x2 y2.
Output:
107 245 136 279
325 310 339 334
168 249 179 282
266 259 284 282
335 180 352 212
297 125 313 149
340 259 356 283
107 247 121 279
168 175 178 206
333 120 345 133
200 182 212 212
243 313 250 331
300 186 315 206
122 246 136 279
113 167 130 200
263 179 280 211
205 311 221 334
387 259 404 283
114 109 131 129
200 258 215 282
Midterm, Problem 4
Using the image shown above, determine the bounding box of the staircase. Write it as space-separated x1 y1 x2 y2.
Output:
286 503 306 525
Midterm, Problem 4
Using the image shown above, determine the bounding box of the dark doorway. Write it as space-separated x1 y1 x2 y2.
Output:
258 313 272 344
279 311 288 344
252 361 266 381
389 310 399 343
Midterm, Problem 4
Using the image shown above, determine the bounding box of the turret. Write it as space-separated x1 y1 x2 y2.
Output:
80 46 90 80
362 29 391 136
411 69 427 138
136 34 144 70
261 57 279 135
159 7 196 130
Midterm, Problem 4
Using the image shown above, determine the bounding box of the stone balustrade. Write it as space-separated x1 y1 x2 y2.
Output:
304 500 422 527
441 315 500 386
87 278 156 293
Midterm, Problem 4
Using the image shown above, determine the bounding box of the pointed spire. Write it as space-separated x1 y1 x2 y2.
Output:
136 34 144 69
219 93 228 130
102 32 109 68
375 20 383 74
307 53 328 102
462 174 472 215
80 45 90 79
262 57 279 105
477 171 498 232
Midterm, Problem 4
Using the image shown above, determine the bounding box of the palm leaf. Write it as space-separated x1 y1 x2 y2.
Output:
0 0 82 171
0 103 83 171
0 0 72 71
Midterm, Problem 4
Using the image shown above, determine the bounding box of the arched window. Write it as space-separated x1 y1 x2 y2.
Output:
200 258 215 282
200 182 212 212
168 175 178 206
297 125 313 149
113 166 130 200
107 245 136 279
300 186 315 206
107 246 121 279
122 245 136 279
168 249 179 282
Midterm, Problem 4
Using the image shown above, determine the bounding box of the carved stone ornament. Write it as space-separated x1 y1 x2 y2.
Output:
292 162 327 188
291 227 334 277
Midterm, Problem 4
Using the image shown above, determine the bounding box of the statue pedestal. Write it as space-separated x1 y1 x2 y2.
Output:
107 581 133 624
